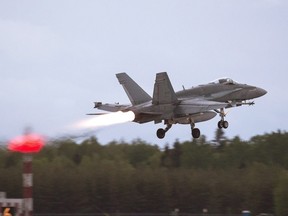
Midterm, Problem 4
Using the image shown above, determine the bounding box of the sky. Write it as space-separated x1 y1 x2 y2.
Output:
0 0 287 146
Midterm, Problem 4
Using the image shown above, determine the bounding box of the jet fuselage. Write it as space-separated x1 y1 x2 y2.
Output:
176 81 267 103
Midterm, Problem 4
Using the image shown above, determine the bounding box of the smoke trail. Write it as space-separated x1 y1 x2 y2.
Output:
36 111 136 143
74 111 135 129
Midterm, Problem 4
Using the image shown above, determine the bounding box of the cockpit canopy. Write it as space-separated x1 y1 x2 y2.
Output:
210 77 238 85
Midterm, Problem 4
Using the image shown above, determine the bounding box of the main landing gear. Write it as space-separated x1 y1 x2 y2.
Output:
156 123 201 139
190 123 200 139
156 124 172 139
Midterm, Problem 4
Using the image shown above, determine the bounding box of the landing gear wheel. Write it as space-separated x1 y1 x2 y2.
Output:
156 128 166 139
218 120 229 129
218 121 223 129
223 121 229 129
192 128 200 138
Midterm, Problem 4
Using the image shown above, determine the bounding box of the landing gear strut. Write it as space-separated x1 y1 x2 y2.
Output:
156 124 172 139
190 123 201 139
217 108 229 129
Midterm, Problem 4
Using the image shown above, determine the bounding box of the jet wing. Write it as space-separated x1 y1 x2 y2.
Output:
175 98 227 115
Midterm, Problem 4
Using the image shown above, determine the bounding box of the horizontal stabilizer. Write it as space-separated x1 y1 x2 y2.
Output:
93 101 129 112
86 113 108 115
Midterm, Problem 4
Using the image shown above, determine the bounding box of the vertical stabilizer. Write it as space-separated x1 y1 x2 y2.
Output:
152 72 178 105
116 73 152 105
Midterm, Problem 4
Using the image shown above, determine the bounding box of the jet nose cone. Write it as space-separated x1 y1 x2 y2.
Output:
250 87 267 99
257 87 267 97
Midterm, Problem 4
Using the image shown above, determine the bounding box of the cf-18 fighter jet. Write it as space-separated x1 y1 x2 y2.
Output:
92 72 267 139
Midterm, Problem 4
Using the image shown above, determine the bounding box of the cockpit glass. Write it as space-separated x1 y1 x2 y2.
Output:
210 78 238 85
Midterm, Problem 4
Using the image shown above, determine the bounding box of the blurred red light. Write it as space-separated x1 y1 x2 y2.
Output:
8 134 45 153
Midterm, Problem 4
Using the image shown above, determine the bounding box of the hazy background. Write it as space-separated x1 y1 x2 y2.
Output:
0 0 287 146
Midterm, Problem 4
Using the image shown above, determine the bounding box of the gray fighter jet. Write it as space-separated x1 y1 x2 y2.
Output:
92 72 267 139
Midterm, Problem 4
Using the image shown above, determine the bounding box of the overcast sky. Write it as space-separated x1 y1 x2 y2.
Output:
0 0 287 146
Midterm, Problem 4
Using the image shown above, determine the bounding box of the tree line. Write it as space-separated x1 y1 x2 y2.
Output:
0 130 288 215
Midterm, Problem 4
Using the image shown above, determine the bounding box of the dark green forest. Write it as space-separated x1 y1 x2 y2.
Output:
1 130 288 215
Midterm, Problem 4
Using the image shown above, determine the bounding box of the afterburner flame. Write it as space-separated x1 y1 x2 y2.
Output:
75 111 135 129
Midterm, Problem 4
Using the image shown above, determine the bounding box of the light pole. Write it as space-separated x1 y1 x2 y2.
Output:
8 132 44 216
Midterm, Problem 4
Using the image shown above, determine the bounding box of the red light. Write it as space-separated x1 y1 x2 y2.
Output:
8 134 45 153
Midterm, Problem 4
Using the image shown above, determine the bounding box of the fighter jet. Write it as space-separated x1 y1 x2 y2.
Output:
91 72 267 139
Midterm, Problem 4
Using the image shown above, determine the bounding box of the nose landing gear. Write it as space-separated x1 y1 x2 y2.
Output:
216 108 229 129
218 120 229 129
